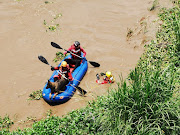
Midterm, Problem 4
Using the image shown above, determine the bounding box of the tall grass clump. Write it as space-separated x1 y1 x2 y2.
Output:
1 1 179 135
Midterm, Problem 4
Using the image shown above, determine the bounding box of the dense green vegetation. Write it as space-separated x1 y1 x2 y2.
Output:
53 52 66 62
1 1 179 135
0 115 14 132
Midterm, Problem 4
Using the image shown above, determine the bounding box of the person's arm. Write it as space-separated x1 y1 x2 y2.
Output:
68 72 73 81
51 66 59 71
96 74 100 80
64 46 72 55
110 76 115 83
96 74 100 83
80 47 86 57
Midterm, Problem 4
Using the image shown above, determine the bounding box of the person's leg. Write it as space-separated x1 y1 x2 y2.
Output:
64 59 76 68
72 59 81 72
53 75 60 82
64 59 71 64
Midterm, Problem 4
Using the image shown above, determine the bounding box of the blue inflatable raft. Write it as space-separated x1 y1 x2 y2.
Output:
42 54 88 104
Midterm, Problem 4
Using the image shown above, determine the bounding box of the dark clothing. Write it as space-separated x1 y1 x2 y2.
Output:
64 59 81 72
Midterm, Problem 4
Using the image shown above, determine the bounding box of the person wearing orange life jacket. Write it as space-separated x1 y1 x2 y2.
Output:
51 61 73 82
96 71 115 84
64 41 86 72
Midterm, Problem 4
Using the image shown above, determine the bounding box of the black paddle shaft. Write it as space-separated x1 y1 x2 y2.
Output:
51 42 100 67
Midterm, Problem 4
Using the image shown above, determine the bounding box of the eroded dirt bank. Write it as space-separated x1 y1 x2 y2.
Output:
0 0 173 130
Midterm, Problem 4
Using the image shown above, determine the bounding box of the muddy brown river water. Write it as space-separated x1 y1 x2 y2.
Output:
0 0 172 130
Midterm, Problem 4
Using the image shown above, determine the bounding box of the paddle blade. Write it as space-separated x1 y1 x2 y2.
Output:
76 86 87 96
89 61 100 67
51 42 63 49
38 55 49 65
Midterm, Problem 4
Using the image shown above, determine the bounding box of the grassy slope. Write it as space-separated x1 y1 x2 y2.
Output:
1 1 180 135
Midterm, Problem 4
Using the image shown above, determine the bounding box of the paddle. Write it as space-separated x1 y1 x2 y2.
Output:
38 55 87 96
51 42 100 67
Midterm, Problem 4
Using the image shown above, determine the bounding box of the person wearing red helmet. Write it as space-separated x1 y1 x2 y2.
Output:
51 61 73 82
64 41 86 72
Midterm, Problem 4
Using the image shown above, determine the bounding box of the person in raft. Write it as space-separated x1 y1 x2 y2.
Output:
51 61 73 82
64 41 86 72
96 71 115 84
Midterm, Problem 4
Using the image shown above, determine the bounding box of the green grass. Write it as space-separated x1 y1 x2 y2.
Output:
0 115 14 134
53 52 65 62
44 20 60 32
43 12 62 32
1 1 179 134
44 1 53 4
149 0 159 11
28 89 43 100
